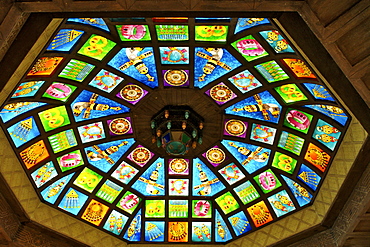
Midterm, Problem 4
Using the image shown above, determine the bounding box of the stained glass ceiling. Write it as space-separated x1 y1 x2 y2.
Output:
0 17 350 244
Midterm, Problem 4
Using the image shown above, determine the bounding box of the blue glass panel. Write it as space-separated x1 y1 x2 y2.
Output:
7 116 40 148
228 211 252 236
303 83 335 102
123 209 142 241
259 30 295 53
313 119 341 151
192 158 226 196
103 210 129 235
0 102 47 123
89 69 124 93
46 29 84 52
267 190 296 217
194 47 241 88
132 158 165 196
215 209 233 242
225 91 282 124
11 81 45 98
304 104 348 126
108 47 158 88
297 164 321 191
58 188 88 215
145 221 165 242
85 138 135 173
221 140 271 174
71 90 130 122
228 70 262 93
67 18 110 32
40 173 74 204
234 18 270 34
281 175 312 207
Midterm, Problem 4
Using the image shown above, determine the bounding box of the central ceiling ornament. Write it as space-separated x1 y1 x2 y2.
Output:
151 106 204 156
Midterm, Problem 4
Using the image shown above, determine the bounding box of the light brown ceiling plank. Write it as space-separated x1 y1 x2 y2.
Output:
16 2 63 12
115 0 128 9
324 2 370 42
350 55 370 79
67 2 125 12
0 5 29 62
297 2 325 39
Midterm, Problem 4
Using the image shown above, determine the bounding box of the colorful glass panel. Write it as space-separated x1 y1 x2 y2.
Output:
282 58 316 79
89 69 124 93
117 25 151 41
205 82 237 105
46 29 84 52
156 25 188 41
30 161 58 188
194 47 241 88
108 47 158 88
255 60 289 83
195 26 228 42
313 119 341 150
231 35 269 61
58 188 88 215
225 91 282 124
160 47 189 64
11 81 45 98
260 30 294 53
57 150 84 172
267 190 296 217
42 82 76 102
303 83 335 101
275 83 308 103
7 116 40 147
228 69 262 93
59 59 95 82
234 18 270 34
284 108 313 134
102 210 128 235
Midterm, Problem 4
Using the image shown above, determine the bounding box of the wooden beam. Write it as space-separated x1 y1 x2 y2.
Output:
324 2 370 42
13 0 305 12
351 55 370 78
0 5 29 62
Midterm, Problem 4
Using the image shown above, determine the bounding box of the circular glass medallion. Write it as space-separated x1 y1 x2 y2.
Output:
210 84 233 102
120 84 143 101
132 147 150 164
164 70 188 86
169 158 188 174
206 148 225 164
109 118 131 135
225 119 246 136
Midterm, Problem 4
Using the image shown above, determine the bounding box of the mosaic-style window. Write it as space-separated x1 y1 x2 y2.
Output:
0 17 350 244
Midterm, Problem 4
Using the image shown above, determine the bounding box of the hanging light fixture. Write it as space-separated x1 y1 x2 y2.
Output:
151 106 204 156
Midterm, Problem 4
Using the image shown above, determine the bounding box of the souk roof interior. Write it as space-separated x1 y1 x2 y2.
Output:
0 17 351 244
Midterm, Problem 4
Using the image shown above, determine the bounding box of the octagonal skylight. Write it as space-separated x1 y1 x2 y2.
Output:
0 17 350 244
